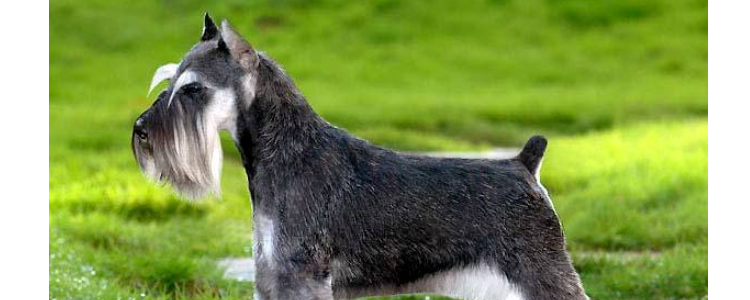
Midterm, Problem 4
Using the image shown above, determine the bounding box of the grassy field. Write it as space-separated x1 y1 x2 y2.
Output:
50 0 707 299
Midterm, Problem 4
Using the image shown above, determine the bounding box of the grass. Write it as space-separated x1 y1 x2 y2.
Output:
50 0 706 299
551 120 707 298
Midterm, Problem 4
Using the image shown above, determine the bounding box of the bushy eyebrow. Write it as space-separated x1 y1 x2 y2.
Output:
148 63 179 96
167 70 202 107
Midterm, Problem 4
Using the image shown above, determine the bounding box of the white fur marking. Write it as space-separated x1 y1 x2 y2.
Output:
206 88 238 135
533 159 543 182
254 213 276 270
406 262 524 300
240 73 257 108
335 262 525 300
202 88 238 193
537 181 555 211
534 158 555 211
533 159 556 211
148 63 179 95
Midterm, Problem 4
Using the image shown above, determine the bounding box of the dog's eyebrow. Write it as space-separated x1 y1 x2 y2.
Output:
148 63 179 96
167 70 201 107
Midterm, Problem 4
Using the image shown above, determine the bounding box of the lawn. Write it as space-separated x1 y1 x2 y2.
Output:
50 0 707 299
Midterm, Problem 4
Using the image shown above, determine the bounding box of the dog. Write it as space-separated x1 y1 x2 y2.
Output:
132 14 588 300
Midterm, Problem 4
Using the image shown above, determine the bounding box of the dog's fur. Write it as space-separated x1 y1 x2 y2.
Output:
132 14 588 300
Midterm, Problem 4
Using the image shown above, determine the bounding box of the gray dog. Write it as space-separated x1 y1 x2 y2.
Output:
132 14 588 300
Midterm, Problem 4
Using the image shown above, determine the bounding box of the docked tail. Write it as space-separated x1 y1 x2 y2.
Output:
518 135 548 177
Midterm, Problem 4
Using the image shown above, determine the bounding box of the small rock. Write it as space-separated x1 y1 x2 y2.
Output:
218 257 256 282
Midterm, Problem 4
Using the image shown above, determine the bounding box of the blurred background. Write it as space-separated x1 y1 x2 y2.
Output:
50 0 707 299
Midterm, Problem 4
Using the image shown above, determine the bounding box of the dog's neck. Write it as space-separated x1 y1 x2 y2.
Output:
234 56 329 188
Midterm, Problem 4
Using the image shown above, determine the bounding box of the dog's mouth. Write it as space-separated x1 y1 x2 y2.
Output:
129 116 223 200
131 130 156 180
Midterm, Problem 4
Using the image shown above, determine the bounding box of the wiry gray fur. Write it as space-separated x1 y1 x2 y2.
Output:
132 14 588 300
132 89 220 199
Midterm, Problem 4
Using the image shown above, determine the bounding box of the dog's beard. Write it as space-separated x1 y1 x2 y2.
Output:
132 100 223 200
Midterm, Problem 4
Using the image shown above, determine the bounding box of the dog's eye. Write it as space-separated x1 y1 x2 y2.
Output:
181 82 204 95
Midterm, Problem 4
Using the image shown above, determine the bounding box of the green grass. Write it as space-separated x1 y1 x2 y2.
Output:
549 120 707 251
50 0 706 299
551 120 707 298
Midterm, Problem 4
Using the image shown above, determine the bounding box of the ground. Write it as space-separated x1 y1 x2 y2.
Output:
50 0 707 299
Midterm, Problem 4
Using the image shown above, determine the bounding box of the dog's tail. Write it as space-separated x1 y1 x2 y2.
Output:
517 135 547 177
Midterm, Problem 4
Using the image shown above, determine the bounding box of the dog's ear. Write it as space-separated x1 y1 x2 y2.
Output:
201 13 219 41
219 20 259 71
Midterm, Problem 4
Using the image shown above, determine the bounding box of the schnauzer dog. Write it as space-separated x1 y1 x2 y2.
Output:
132 14 588 300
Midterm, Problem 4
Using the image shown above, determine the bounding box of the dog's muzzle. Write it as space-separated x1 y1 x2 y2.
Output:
133 117 148 142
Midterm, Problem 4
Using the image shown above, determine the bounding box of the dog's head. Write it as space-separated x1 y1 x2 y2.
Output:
132 14 259 199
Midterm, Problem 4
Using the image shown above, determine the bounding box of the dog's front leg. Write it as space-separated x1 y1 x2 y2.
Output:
254 254 333 300
273 269 333 300
254 224 332 300
267 245 333 300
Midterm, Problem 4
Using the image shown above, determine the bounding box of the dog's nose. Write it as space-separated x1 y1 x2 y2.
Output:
134 118 148 141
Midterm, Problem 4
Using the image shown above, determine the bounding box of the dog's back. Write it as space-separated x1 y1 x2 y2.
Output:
327 133 586 300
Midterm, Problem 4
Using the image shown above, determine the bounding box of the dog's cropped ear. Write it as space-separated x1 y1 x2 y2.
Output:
201 13 218 41
219 20 259 71
148 63 179 95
